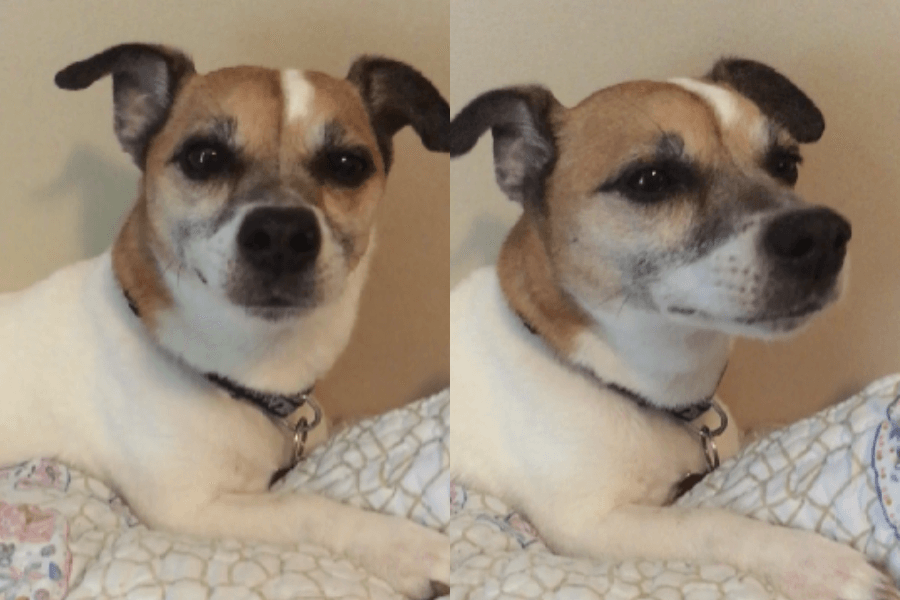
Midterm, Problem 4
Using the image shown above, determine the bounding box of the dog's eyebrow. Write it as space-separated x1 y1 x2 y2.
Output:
767 141 801 157
209 117 237 141
596 132 693 193
186 116 237 144
319 121 359 150
655 132 686 159
171 117 238 157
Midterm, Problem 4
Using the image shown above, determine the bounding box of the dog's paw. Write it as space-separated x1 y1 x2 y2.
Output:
350 515 449 599
770 533 899 600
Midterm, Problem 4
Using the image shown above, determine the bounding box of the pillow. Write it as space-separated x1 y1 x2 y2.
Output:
679 373 900 582
451 375 900 598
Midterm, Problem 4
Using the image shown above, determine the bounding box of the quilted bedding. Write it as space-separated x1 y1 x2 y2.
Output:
450 375 900 599
0 390 449 600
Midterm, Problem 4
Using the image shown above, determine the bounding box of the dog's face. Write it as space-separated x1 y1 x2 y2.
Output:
143 67 386 318
452 59 849 339
56 44 449 324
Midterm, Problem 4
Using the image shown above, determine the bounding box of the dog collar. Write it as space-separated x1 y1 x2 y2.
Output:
516 311 724 423
516 311 728 494
204 373 317 420
120 287 321 469
205 373 322 485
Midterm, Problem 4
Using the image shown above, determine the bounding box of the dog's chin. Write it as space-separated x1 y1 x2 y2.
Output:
232 292 318 321
244 302 308 322
665 301 831 340
229 281 324 321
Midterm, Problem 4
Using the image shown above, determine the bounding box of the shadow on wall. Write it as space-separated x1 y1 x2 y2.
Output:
451 214 515 284
33 144 136 257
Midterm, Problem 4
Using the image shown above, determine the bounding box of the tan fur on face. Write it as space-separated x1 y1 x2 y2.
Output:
111 196 173 330
282 71 386 269
499 80 784 357
112 65 390 328
497 217 591 356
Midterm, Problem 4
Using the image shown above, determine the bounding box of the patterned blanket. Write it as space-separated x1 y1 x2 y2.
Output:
451 375 900 599
0 391 449 600
9 375 900 599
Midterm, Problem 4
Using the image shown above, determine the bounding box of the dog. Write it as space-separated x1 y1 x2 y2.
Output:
450 58 899 599
0 43 449 599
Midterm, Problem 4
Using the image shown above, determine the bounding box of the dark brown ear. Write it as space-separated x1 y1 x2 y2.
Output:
55 43 196 168
707 58 824 143
451 86 560 206
346 56 449 172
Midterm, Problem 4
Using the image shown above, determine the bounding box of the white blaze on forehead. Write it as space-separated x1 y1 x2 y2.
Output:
281 69 315 122
669 77 740 128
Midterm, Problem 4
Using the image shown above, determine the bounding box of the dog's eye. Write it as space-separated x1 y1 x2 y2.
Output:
613 164 691 203
177 141 234 181
627 168 673 194
320 150 372 187
765 150 801 186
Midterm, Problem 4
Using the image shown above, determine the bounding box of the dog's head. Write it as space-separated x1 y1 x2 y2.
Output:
57 43 448 387
452 58 848 340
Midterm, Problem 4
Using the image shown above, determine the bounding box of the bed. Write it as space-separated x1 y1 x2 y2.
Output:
0 390 449 600
6 375 900 599
450 375 900 599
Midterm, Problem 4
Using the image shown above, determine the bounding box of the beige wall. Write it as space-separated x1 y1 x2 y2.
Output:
0 0 449 420
3 0 900 431
451 0 900 428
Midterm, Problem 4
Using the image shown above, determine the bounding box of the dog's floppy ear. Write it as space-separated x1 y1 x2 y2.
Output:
55 43 196 168
346 56 449 172
451 86 560 206
707 58 824 143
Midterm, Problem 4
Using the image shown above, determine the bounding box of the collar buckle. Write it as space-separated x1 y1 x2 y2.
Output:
684 400 728 472
283 391 323 466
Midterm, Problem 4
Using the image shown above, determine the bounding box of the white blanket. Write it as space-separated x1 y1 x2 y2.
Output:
0 390 449 600
451 375 900 599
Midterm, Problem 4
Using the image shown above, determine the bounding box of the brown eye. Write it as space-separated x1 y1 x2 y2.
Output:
766 151 801 186
177 140 234 181
626 167 674 196
606 160 696 204
311 149 374 187
326 151 370 185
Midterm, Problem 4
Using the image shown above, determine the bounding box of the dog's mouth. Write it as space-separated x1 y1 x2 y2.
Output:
668 298 829 333
227 267 322 316
244 300 307 321
236 290 320 320
733 299 828 326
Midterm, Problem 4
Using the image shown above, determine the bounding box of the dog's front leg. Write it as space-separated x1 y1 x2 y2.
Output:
145 491 449 599
539 504 897 600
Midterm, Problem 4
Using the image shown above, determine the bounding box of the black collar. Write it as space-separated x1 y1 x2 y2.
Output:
205 373 314 420
517 312 722 423
122 288 313 420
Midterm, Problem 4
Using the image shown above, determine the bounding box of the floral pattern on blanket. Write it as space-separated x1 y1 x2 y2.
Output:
0 461 72 600
872 392 900 541
0 392 448 599
451 375 900 599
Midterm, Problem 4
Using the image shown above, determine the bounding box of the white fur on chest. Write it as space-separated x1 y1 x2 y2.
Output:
0 254 290 517
450 268 710 517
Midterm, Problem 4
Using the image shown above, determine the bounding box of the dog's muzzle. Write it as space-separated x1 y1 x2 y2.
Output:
238 207 321 276
763 207 851 282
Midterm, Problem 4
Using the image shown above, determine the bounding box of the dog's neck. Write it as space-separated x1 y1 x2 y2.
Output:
111 203 368 396
498 218 732 411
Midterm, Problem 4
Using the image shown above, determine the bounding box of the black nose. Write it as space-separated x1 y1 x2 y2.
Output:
763 207 851 281
238 207 321 275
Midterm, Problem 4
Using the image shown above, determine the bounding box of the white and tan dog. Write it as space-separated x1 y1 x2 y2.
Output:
450 59 898 599
0 43 449 599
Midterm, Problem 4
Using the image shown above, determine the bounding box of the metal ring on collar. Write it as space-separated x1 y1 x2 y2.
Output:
294 392 322 433
698 426 720 470
685 400 728 472
707 401 728 437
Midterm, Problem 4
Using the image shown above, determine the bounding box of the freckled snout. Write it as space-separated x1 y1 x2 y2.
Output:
238 207 321 276
764 207 851 282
